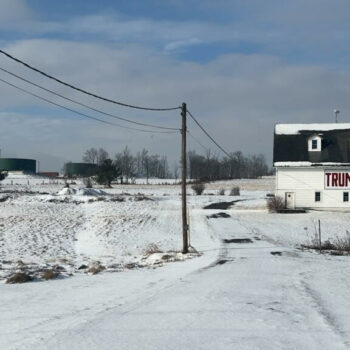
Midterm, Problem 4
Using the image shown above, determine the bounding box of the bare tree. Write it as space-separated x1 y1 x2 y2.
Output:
173 161 179 181
83 148 98 164
97 148 109 165
115 146 135 183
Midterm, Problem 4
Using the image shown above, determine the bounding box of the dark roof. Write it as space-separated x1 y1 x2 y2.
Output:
273 125 350 166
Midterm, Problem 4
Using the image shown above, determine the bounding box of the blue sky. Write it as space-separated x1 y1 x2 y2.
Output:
0 0 350 170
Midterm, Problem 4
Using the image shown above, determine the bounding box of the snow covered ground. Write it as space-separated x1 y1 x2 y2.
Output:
1 176 350 349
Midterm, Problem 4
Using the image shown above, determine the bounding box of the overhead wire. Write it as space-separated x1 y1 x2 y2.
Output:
187 109 232 158
0 76 178 134
0 49 181 111
187 130 211 153
0 66 179 131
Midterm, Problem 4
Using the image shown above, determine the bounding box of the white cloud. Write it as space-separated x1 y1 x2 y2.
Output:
164 38 202 53
0 0 34 22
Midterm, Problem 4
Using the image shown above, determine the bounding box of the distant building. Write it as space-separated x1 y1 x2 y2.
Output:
64 162 98 177
0 158 36 173
274 123 350 209
37 172 59 178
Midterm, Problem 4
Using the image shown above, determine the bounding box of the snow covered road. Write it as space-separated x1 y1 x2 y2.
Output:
3 210 350 349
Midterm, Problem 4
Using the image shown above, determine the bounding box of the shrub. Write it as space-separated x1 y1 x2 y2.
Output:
64 181 70 188
87 265 106 275
267 196 285 212
218 188 225 195
191 182 205 195
143 243 163 256
0 171 7 188
6 272 32 284
96 159 121 188
83 177 93 188
41 269 59 280
230 186 240 196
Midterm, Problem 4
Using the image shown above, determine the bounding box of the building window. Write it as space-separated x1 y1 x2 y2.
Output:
308 135 322 152
344 192 349 202
315 192 321 202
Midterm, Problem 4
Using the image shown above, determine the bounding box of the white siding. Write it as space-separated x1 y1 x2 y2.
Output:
276 167 350 209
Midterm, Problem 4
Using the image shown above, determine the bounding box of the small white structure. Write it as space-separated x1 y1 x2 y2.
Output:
274 123 350 209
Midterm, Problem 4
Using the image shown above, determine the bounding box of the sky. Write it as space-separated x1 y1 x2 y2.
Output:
1 0 350 171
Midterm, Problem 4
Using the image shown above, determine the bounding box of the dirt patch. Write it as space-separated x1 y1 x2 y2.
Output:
204 201 240 210
207 212 231 219
222 238 253 244
78 264 88 270
270 251 283 256
203 199 246 210
216 259 229 265
0 195 10 202
109 196 125 202
276 209 307 214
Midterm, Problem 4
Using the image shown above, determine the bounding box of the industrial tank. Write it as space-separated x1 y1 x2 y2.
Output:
64 162 98 177
0 158 36 173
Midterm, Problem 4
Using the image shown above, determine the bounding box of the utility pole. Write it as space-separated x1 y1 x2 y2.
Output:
181 102 189 253
334 109 340 123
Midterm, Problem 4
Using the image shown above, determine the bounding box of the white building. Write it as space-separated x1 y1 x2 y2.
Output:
274 123 350 209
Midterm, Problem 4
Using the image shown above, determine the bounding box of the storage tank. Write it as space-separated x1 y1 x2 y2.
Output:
64 162 98 177
0 158 36 173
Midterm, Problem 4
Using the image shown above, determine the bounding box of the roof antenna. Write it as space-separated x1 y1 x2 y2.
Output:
334 109 340 123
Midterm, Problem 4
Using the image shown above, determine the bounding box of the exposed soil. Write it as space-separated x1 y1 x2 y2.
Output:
204 200 243 210
222 238 253 244
270 251 283 256
207 212 231 219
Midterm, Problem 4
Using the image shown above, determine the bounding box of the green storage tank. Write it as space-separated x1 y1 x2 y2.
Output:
0 158 36 173
64 162 98 177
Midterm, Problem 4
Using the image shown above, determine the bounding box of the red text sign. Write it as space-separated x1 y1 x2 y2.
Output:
325 171 350 189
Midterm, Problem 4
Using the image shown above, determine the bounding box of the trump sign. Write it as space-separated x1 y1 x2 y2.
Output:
325 171 350 189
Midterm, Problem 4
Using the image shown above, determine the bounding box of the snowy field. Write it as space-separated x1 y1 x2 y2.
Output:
1 175 350 349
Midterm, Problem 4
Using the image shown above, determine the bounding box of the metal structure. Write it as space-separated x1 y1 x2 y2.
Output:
0 158 36 173
334 109 340 123
64 162 98 177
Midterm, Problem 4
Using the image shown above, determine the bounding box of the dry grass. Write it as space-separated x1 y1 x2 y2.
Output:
87 265 106 275
334 231 350 252
143 243 163 256
41 269 59 280
6 272 32 284
302 231 350 254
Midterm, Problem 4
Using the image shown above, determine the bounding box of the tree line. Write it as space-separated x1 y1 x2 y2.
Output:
188 150 270 181
64 146 271 185
80 146 172 182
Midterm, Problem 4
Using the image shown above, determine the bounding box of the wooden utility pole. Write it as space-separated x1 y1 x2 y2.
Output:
181 102 188 253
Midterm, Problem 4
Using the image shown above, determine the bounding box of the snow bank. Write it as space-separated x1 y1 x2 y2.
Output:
57 187 108 196
275 123 350 135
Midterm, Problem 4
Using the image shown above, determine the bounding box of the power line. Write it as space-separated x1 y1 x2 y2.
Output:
0 49 181 112
187 109 232 158
0 66 179 131
0 76 178 134
187 130 211 153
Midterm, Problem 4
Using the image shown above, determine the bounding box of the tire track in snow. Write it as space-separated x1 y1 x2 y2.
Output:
298 276 350 348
